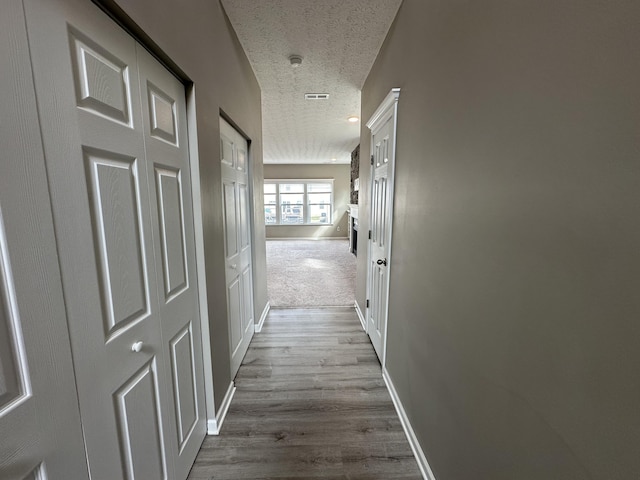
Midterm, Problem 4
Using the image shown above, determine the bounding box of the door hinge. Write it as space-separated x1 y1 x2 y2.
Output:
368 230 372 239
366 299 370 308
370 155 374 165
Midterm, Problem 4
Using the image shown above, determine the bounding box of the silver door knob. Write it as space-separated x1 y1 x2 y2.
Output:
376 258 387 266
131 341 143 353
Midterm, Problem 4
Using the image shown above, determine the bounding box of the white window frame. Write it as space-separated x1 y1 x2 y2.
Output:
264 179 334 226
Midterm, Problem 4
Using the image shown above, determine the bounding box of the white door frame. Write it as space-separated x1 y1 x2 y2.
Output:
365 88 401 368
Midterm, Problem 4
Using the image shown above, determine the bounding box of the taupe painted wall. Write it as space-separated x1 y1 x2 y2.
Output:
264 164 350 238
358 1 640 478
111 0 268 410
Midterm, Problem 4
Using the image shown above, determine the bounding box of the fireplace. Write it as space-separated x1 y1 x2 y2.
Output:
349 204 358 256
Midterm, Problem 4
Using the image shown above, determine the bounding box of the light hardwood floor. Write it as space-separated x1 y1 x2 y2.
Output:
188 307 422 480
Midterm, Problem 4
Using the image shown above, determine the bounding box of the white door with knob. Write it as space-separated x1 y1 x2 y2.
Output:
220 118 255 379
23 0 206 478
366 89 400 365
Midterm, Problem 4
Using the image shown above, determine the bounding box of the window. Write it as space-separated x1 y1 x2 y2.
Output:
264 180 333 225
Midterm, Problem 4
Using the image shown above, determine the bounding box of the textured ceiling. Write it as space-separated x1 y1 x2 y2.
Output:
221 0 402 164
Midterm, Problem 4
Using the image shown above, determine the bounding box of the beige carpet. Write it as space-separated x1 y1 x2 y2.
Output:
266 239 356 307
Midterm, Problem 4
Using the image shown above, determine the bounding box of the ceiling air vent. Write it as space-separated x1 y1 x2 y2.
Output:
305 93 330 100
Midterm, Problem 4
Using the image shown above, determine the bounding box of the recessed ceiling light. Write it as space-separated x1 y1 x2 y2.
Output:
331 158 337 162
289 55 303 67
348 116 359 123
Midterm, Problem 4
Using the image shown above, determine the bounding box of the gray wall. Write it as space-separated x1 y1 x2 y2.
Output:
111 0 268 410
264 164 350 238
357 1 640 479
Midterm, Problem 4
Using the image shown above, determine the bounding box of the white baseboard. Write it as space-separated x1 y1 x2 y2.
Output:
383 368 436 480
256 301 270 333
354 301 366 331
206 381 236 435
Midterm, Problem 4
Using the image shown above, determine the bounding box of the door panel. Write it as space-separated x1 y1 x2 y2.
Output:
223 180 239 260
242 266 255 330
169 325 198 449
137 45 206 479
69 27 132 126
155 167 188 299
86 150 149 337
22 464 47 480
148 84 178 145
228 278 243 356
239 184 250 249
115 361 166 480
237 145 247 173
0 249 28 411
220 118 255 379
221 136 235 168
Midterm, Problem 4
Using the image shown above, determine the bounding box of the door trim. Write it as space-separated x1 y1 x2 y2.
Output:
365 88 400 368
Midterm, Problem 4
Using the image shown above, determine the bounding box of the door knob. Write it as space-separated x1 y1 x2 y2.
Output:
231 264 237 269
131 341 144 353
376 258 387 266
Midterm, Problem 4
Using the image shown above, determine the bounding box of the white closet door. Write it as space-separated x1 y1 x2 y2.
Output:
220 118 255 379
23 0 205 478
0 2 88 478
137 45 206 479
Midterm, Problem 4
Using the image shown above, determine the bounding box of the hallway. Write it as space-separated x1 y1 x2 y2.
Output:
188 308 421 479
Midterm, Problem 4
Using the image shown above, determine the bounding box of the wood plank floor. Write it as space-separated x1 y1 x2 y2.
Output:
188 307 422 480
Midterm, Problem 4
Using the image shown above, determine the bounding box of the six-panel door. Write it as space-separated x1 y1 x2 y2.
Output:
23 0 206 478
221 118 255 379
367 114 395 362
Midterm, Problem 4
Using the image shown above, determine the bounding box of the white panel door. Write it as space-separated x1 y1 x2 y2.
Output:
367 116 394 361
23 0 205 478
220 118 255 379
366 89 400 365
0 2 88 478
25 2 170 477
137 46 207 479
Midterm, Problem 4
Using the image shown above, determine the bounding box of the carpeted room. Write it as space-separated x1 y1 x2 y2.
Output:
266 239 356 307
263 162 358 307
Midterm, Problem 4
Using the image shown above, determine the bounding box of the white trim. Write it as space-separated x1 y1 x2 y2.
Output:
383 369 437 480
256 301 270 333
206 381 236 435
266 237 348 241
354 301 366 331
366 88 401 129
268 305 355 309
